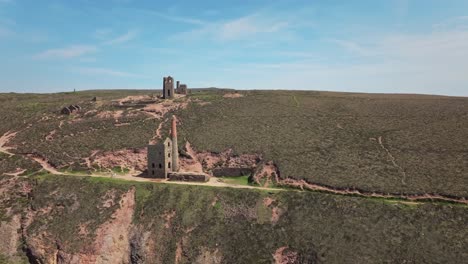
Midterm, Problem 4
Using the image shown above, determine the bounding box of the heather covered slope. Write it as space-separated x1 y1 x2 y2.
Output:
0 89 468 197
175 90 468 197
0 175 467 263
0 89 467 263
1 89 467 197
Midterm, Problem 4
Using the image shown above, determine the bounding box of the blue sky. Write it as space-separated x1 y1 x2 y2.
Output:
1 0 468 95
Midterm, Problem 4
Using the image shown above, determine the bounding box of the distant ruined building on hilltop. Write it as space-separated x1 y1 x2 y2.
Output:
162 76 175 99
176 81 188 95
162 76 188 99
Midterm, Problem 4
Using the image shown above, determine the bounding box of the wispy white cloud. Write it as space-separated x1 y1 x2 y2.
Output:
217 21 468 95
0 27 12 37
33 28 137 60
133 8 206 25
219 14 289 40
34 45 97 59
103 29 139 45
432 16 468 31
75 67 145 78
171 11 293 42
79 57 97 63
393 0 410 17
328 39 376 57
93 28 113 40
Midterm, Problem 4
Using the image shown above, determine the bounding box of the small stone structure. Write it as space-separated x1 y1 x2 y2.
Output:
60 105 81 115
176 82 188 95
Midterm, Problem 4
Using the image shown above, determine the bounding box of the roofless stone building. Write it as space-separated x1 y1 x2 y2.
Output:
162 76 188 98
147 116 179 178
162 76 175 99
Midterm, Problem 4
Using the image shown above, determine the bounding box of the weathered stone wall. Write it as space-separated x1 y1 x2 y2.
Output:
212 167 253 177
168 172 209 182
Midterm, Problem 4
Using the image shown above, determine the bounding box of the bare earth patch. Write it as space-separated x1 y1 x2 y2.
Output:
273 246 299 264
263 197 284 224
254 161 279 187
97 110 124 121
163 210 176 229
45 129 56 141
196 148 259 172
30 155 64 175
115 95 151 105
92 188 136 263
0 214 21 257
142 100 189 120
223 92 243 98
179 141 204 173
0 131 18 156
92 148 147 172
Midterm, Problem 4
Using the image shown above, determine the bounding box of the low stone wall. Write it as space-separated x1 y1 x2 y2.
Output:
212 167 253 177
168 172 209 182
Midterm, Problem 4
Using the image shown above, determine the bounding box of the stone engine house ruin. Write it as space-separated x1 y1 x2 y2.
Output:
162 76 174 99
162 76 188 99
147 116 179 178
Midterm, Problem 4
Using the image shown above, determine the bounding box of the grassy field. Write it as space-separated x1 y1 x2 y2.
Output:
220 175 251 186
1 174 465 263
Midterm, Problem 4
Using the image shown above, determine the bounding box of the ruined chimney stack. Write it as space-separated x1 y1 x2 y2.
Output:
171 115 179 172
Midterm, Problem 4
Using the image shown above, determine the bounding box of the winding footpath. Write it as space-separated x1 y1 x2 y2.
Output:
22 154 468 205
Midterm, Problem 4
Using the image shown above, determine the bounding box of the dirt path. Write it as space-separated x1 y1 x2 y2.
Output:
166 176 284 191
0 131 18 156
377 136 407 185
26 152 467 204
26 154 285 190
30 156 64 175
23 156 468 204
280 178 467 205
4 169 27 176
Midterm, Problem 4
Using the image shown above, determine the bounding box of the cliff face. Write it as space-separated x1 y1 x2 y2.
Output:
0 175 467 264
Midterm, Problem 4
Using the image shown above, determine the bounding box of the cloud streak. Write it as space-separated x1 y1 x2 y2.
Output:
216 23 468 96
75 67 145 78
103 30 139 45
34 45 97 59
171 11 293 42
133 8 206 25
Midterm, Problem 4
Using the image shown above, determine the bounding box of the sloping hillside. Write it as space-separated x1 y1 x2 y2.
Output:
1 89 467 197
0 89 467 263
0 175 467 263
